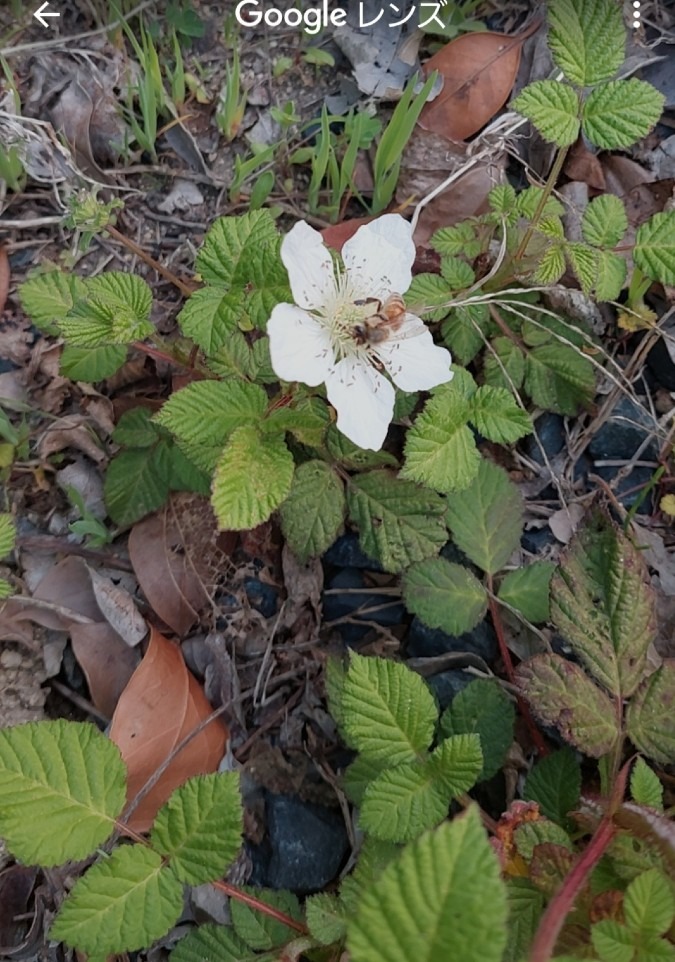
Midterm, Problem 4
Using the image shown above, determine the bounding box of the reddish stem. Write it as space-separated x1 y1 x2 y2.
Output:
527 816 615 962
486 586 548 757
213 880 308 935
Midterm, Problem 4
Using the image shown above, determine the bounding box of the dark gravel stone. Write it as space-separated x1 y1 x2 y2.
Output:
426 670 474 710
593 464 655 513
323 532 381 570
252 793 349 894
646 332 675 391
322 568 405 642
588 397 659 462
523 413 566 466
521 525 556 554
406 616 497 663
243 577 279 618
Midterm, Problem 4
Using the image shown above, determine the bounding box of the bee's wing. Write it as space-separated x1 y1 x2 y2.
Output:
388 314 430 342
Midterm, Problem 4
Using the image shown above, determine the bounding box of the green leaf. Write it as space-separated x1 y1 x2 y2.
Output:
176 287 243 355
346 469 447 574
431 222 482 260
279 460 345 562
515 819 574 860
50 845 183 956
488 184 518 219
595 251 627 302
516 188 564 221
440 256 475 291
105 445 172 526
634 212 675 287
503 879 545 962
523 748 582 827
626 662 675 765
62 273 153 346
469 385 532 444
533 244 567 286
150 773 242 885
196 210 279 286
406 273 452 322
20 270 87 335
207 330 254 379
512 81 580 147
402 386 480 494
441 303 490 365
582 195 628 248
566 243 599 295
112 406 159 448
170 923 257 962
630 758 664 812
0 513 16 557
547 0 625 86
402 558 487 636
230 888 302 950
624 869 675 937
524 343 595 415
341 652 437 764
347 807 508 962
498 561 555 623
211 425 294 530
446 459 523 575
326 425 399 471
550 508 656 699
591 920 634 962
484 337 525 392
0 720 125 866
361 734 482 843
263 395 330 447
60 344 127 382
343 753 389 806
153 379 267 469
582 80 665 150
439 679 515 781
515 653 620 757
305 893 346 946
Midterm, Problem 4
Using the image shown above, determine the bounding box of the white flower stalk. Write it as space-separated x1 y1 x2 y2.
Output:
267 214 453 451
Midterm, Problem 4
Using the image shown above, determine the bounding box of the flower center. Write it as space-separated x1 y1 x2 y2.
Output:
312 273 376 360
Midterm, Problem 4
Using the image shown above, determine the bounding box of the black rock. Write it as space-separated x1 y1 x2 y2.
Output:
243 577 279 618
251 793 349 894
322 568 405 643
588 396 659 462
646 332 675 391
593 464 655 513
523 413 566 466
521 525 556 554
323 532 381 570
406 616 497 663
426 670 474 710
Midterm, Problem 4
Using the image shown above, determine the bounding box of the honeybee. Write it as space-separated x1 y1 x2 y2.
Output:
351 293 408 347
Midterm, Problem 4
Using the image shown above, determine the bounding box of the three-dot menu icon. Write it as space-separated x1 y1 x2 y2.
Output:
633 0 641 29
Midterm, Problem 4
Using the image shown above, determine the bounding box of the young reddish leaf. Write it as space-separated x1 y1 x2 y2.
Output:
109 627 227 832
419 22 540 141
515 653 620 757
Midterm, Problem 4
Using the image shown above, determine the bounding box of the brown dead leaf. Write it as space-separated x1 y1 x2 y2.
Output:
0 246 9 316
70 623 140 719
128 493 235 637
109 626 228 832
321 218 374 252
419 21 540 141
564 139 606 191
37 415 105 462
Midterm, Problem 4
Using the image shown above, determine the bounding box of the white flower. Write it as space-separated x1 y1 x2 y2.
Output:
267 214 453 451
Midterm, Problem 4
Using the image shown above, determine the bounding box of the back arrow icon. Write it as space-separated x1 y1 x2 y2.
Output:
34 2 60 27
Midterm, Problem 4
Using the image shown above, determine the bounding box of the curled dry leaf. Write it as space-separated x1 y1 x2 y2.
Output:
109 626 228 832
419 21 541 141
128 493 236 637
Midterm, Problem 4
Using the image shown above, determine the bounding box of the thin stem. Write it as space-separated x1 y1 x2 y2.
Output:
514 145 570 264
105 224 196 297
527 815 615 962
214 881 309 935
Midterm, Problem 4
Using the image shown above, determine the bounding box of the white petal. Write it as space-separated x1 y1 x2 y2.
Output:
325 357 395 451
281 221 337 310
342 214 416 300
267 303 334 386
375 317 454 393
